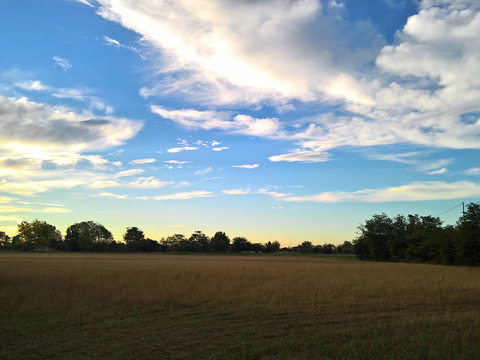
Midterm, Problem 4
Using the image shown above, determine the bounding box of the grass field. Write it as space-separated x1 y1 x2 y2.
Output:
0 252 479 359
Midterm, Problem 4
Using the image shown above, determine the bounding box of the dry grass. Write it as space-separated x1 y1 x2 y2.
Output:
1 253 479 359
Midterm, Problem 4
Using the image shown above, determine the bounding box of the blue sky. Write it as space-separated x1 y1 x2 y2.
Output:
1 0 480 245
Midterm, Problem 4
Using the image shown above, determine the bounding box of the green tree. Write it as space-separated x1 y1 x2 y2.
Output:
264 240 280 253
0 231 11 249
189 231 210 252
163 234 187 252
354 213 393 261
123 227 146 252
210 231 230 252
298 241 314 254
65 221 113 251
17 220 62 250
455 202 480 266
231 237 252 253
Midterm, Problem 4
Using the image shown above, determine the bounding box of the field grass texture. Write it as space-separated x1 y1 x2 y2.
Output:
1 253 479 359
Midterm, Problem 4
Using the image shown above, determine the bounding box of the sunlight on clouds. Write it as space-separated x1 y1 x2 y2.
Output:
95 192 128 199
152 106 283 138
0 179 81 196
231 164 259 169
283 181 480 203
129 158 156 165
269 150 330 163
223 188 251 195
145 191 214 201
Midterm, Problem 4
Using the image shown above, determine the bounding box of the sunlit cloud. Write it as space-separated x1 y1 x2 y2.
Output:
41 207 73 213
283 181 480 203
114 169 145 178
90 180 121 189
127 176 172 189
167 146 199 153
147 191 214 200
75 0 95 7
95 192 128 200
223 188 251 195
129 158 156 165
0 179 82 196
232 164 259 169
152 106 283 138
269 150 330 163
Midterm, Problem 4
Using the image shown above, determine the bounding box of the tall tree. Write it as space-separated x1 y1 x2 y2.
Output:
17 220 62 250
189 231 210 252
455 202 480 266
123 227 146 251
210 231 230 252
65 221 113 251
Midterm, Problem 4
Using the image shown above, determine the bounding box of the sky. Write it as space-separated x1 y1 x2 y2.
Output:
1 0 480 246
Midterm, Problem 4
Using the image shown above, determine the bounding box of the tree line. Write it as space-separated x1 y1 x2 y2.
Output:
353 202 480 266
0 221 353 255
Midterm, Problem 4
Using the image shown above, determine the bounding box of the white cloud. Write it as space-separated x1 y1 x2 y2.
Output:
41 207 73 213
152 106 283 138
127 176 171 188
164 160 191 165
283 181 480 203
104 36 121 47
149 191 214 200
269 150 330 163
114 169 145 178
173 181 191 188
16 80 49 91
212 147 228 151
223 188 251 195
232 164 259 169
76 0 95 7
95 0 480 155
129 158 156 165
90 180 121 189
0 96 142 154
95 192 128 199
53 56 72 71
195 167 213 176
464 167 480 175
0 179 81 196
97 0 384 107
167 146 199 153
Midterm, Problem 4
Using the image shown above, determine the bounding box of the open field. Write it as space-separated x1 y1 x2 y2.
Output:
1 253 479 359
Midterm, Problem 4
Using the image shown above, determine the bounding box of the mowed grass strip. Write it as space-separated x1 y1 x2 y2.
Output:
0 253 479 359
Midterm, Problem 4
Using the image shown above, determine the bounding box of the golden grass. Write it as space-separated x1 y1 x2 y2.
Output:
1 253 479 359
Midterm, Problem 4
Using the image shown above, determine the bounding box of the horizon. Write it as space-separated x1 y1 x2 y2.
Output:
1 0 479 245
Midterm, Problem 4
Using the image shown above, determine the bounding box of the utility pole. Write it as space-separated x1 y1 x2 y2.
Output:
462 202 465 220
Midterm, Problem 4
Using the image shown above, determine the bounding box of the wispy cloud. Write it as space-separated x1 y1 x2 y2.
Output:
53 56 72 71
269 150 330 163
141 191 214 201
464 168 480 176
129 158 156 165
223 188 251 195
75 0 95 7
95 192 128 200
195 167 213 176
283 181 480 203
232 164 259 169
152 106 283 138
114 169 145 178
167 146 198 153
127 176 172 188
